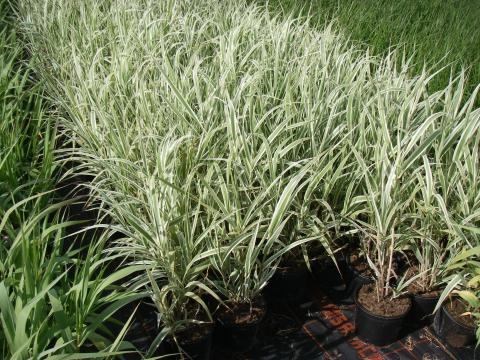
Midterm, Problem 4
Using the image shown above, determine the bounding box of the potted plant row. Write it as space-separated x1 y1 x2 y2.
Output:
135 154 320 359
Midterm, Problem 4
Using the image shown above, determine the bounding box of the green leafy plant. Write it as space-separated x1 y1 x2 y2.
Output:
401 78 480 298
0 194 145 359
352 120 434 299
0 2 144 356
204 156 315 303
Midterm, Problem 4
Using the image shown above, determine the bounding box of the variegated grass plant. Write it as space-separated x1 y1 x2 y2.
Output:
0 0 55 212
17 0 480 341
17 0 357 326
441 245 480 342
407 79 480 296
348 71 480 301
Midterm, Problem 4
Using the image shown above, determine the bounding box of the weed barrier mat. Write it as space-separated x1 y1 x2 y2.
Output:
124 280 478 359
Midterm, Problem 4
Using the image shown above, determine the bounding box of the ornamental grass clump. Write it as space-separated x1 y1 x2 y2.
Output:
88 135 222 355
351 135 417 306
402 78 480 300
17 0 480 349
18 0 362 299
407 157 452 296
354 81 479 296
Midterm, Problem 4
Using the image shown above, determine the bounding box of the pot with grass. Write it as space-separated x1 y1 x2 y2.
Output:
352 240 413 346
296 154 350 291
314 234 355 291
161 323 214 360
355 284 412 346
156 297 215 360
433 247 480 348
208 226 272 352
402 157 457 327
266 236 321 303
123 183 223 360
216 296 267 352
208 225 310 352
354 243 412 346
351 137 423 346
147 270 217 360
265 218 310 303
315 255 348 289
403 264 442 327
433 297 476 348
206 163 314 351
344 251 374 298
267 259 308 303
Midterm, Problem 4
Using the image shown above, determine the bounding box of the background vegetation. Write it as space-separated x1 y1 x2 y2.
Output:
0 1 143 358
0 0 55 209
258 0 480 104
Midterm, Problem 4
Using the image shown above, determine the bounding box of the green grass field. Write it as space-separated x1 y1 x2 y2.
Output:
258 0 480 103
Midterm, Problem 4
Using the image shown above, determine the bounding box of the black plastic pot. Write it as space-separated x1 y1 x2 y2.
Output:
407 293 439 327
433 303 476 348
161 325 213 360
354 290 411 346
344 257 374 299
316 255 348 289
345 272 373 300
267 266 308 303
216 301 266 353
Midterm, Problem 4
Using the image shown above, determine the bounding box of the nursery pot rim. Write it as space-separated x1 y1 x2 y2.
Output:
356 272 374 282
442 302 476 332
411 292 440 300
355 287 412 321
166 322 214 347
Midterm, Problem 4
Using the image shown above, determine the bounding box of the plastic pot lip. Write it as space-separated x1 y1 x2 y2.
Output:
217 310 265 329
354 287 412 321
346 256 374 281
442 303 476 332
166 324 214 347
411 292 440 301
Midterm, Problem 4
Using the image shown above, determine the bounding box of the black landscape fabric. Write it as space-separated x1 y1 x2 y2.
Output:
126 281 477 359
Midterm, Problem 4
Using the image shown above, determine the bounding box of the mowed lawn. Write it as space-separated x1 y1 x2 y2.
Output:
258 0 480 103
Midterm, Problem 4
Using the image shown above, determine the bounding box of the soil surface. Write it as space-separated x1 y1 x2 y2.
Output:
358 283 411 317
407 282 440 297
445 297 476 328
173 322 213 346
217 297 266 326
405 267 440 296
